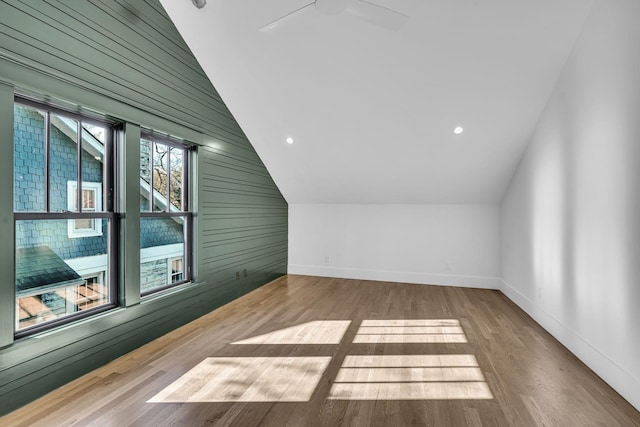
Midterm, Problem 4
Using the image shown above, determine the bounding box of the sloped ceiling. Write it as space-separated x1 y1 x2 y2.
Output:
160 0 593 203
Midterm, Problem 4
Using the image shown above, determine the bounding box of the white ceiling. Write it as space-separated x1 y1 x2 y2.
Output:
160 0 593 204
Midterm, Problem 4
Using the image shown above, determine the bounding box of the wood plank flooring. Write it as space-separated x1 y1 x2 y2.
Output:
2 275 639 426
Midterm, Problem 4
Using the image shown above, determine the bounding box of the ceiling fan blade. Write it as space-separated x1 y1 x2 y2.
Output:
259 1 315 32
346 0 409 31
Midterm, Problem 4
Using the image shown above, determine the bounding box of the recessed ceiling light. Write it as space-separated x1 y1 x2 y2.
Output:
286 137 294 144
453 126 464 135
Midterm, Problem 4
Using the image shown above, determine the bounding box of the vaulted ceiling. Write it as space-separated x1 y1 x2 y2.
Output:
160 0 593 203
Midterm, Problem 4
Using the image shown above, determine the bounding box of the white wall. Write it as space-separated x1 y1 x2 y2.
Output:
289 204 500 288
500 0 640 410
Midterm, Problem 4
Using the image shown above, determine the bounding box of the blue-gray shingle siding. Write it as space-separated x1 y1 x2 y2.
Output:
14 104 184 258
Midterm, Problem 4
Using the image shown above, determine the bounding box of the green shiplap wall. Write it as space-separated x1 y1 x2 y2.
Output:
0 0 287 416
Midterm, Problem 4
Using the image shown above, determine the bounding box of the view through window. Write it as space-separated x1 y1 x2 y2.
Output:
139 134 192 294
13 99 116 333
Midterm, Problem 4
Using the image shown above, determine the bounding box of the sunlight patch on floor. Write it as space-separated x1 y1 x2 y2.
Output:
335 367 484 382
361 319 461 326
329 354 493 400
329 381 493 400
147 357 331 403
353 319 468 343
149 320 491 404
231 320 351 345
342 354 479 367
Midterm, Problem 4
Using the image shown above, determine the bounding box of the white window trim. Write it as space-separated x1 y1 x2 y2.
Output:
169 256 184 284
67 181 102 238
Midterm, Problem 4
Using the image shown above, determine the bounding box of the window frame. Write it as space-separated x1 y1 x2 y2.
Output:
13 96 119 338
139 132 193 297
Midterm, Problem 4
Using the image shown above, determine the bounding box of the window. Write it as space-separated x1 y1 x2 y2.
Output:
139 133 193 295
67 181 102 237
13 98 117 334
170 257 184 283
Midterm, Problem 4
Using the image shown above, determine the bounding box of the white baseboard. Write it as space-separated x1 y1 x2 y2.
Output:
500 279 640 412
288 264 501 289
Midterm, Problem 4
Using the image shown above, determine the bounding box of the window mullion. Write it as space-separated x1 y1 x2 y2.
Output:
77 120 82 214
45 111 51 213
184 151 190 278
0 83 15 347
150 141 155 212
166 148 171 213
185 213 191 279
183 148 188 211
106 125 115 213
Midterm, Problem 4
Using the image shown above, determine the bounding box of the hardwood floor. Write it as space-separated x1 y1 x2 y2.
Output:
2 275 639 426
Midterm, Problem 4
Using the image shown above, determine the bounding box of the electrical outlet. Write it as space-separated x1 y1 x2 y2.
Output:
444 262 451 272
235 271 240 280
324 256 331 264
243 268 248 277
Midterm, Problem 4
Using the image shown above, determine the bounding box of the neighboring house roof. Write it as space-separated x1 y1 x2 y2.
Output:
51 114 104 159
16 246 84 297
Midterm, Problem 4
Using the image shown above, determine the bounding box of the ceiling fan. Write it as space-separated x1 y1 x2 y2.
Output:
259 0 409 32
